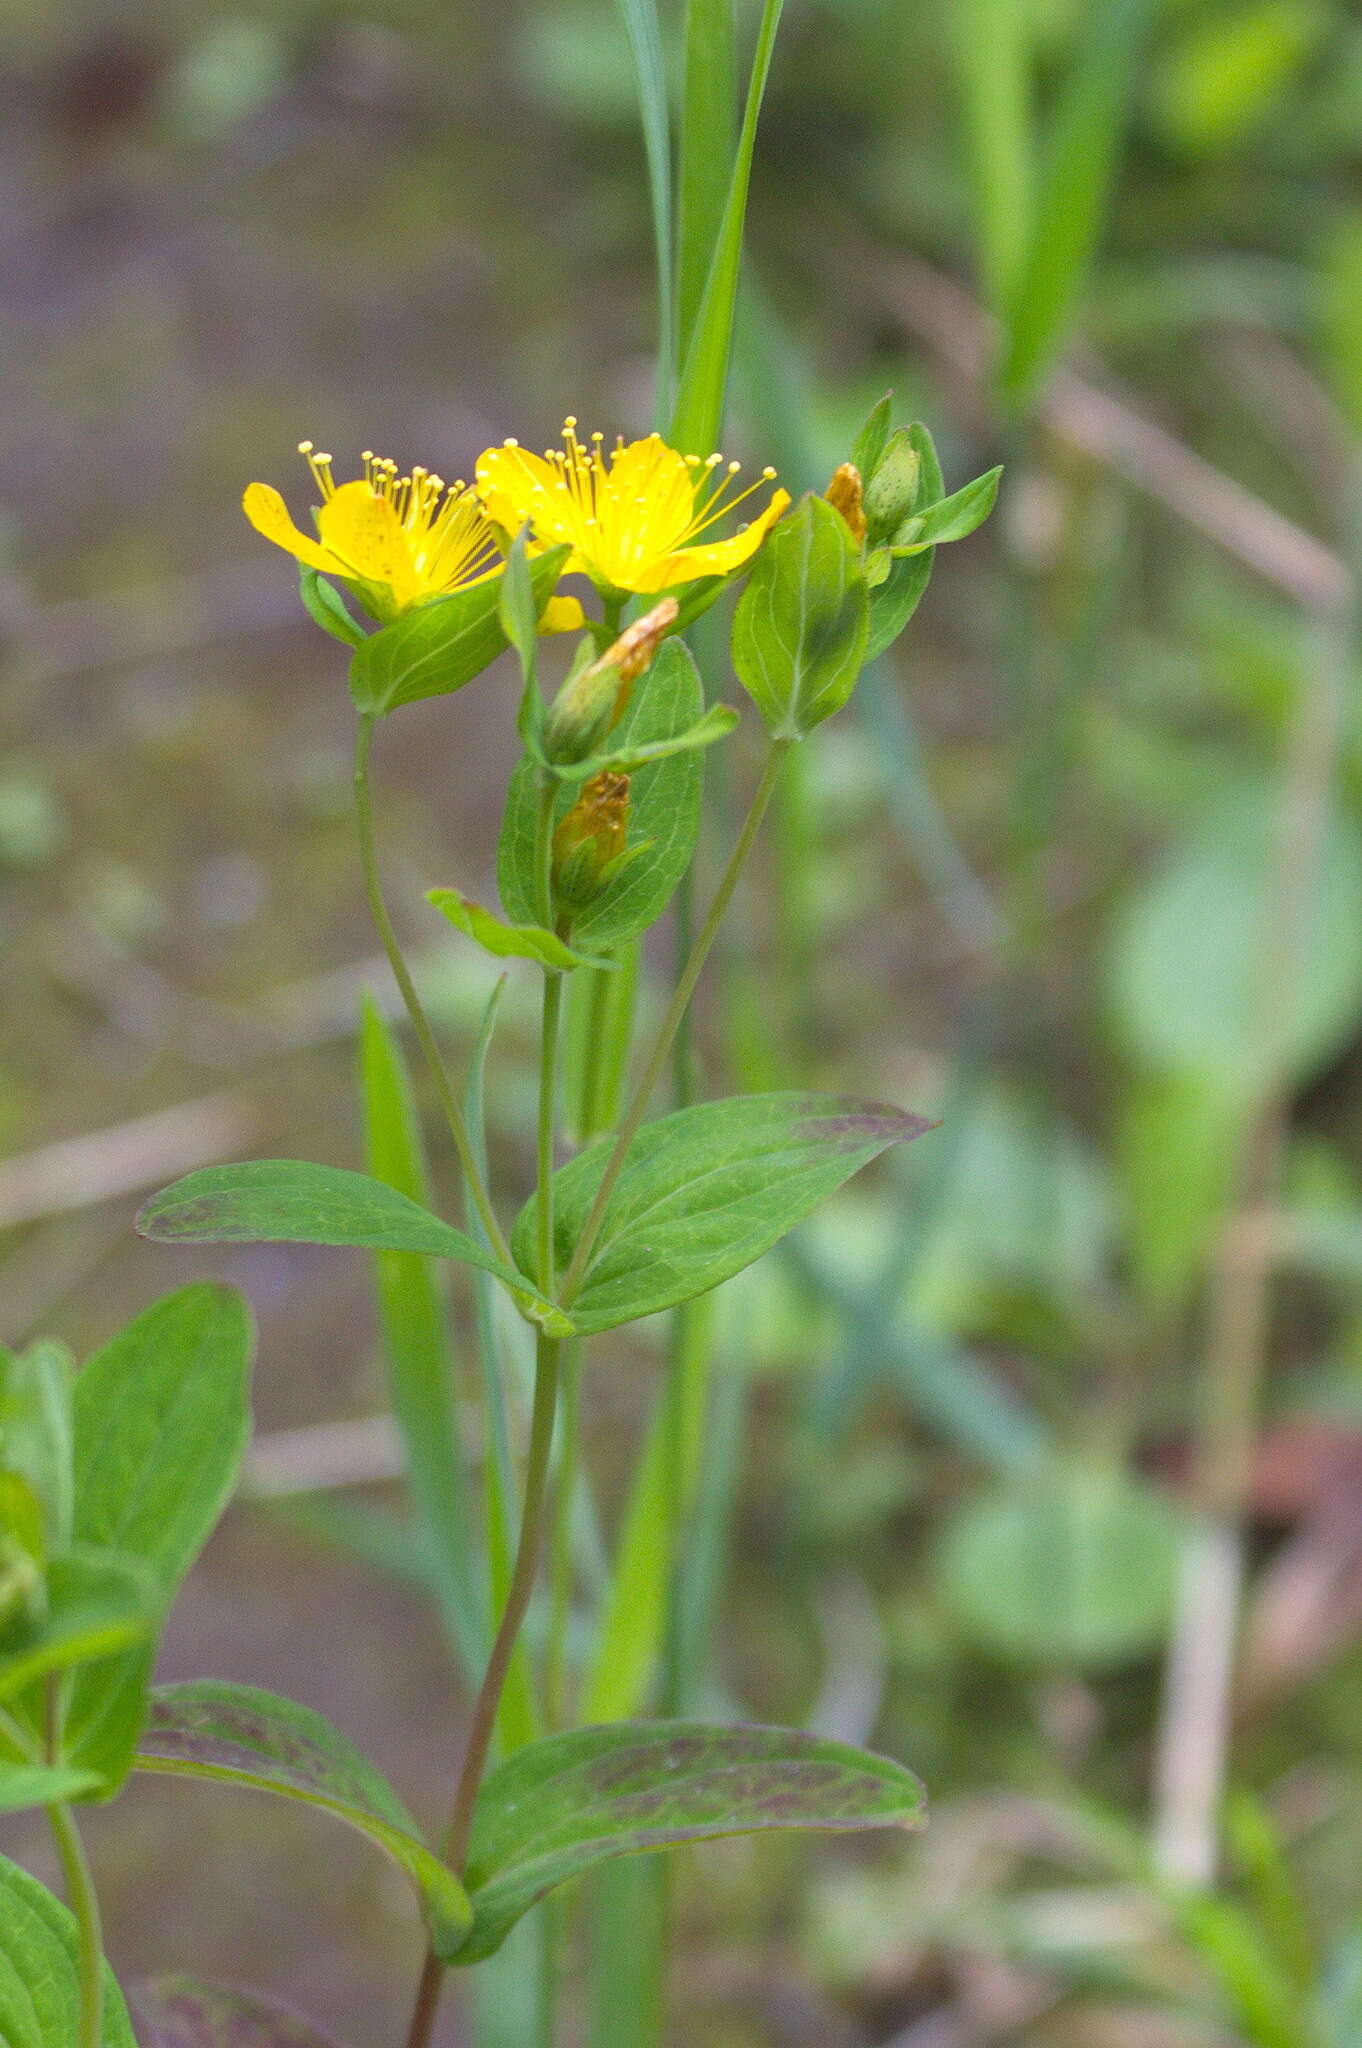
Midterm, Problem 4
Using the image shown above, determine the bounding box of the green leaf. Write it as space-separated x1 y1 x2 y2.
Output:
670 0 786 458
135 1681 472 1962
500 639 711 954
865 550 935 665
513 1092 933 1335
359 999 485 1682
56 1284 253 1793
458 1720 925 1964
1106 785 1362 1090
71 1286 252 1605
427 891 613 972
732 495 869 739
131 1978 344 2048
347 549 569 718
136 1162 571 1335
889 467 1002 554
1001 0 1155 406
935 1464 1181 1671
0 1549 151 1703
0 1854 138 2048
0 1761 103 1813
297 568 366 649
0 1339 73 1547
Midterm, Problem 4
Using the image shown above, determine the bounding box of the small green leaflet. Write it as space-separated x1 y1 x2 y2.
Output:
887 466 1002 554
548 701 738 783
427 891 614 973
0 1854 139 2047
135 1682 472 1961
132 1978 344 2048
137 1161 572 1335
457 1719 926 1963
732 495 869 739
513 1091 934 1334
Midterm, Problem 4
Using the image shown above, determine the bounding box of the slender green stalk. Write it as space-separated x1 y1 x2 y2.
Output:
353 715 511 1268
49 1803 103 2048
537 973 564 1296
545 1339 583 1731
558 738 791 1309
405 1330 565 2048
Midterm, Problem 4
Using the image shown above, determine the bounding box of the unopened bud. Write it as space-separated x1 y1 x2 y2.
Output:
543 597 679 764
824 463 866 544
552 771 631 909
862 429 921 544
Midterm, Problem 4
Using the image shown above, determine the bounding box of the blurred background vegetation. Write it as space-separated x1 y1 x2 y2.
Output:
6 0 1362 2041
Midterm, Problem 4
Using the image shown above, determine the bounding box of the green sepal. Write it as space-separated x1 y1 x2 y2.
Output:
427 890 615 973
850 392 894 482
297 567 367 649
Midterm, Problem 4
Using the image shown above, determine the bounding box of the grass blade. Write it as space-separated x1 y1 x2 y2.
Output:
581 1296 714 1723
953 0 1033 318
677 0 738 367
671 0 786 459
360 998 486 1680
615 0 675 422
1001 0 1155 406
460 978 540 1759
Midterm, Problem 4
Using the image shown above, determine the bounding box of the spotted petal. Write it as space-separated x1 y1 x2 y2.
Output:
317 483 422 611
242 483 350 579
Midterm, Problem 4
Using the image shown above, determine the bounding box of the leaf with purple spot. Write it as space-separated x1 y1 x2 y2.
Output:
130 1978 345 2048
511 1090 935 1334
456 1720 925 1962
133 1682 471 1961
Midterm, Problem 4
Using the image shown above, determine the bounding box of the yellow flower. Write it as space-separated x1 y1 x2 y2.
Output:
243 444 543 625
474 420 790 598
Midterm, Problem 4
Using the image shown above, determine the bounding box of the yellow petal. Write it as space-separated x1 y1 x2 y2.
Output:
317 481 421 609
476 446 587 559
634 487 792 592
540 594 586 634
242 482 349 578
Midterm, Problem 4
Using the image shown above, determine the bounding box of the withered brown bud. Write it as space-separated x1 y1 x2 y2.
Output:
552 771 632 908
543 597 679 764
824 462 866 544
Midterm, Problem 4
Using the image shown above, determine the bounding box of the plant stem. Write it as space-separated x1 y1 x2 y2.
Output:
405 1328 564 2048
545 1338 582 1731
353 714 511 1268
49 1803 103 2048
537 974 563 1297
558 737 791 1309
